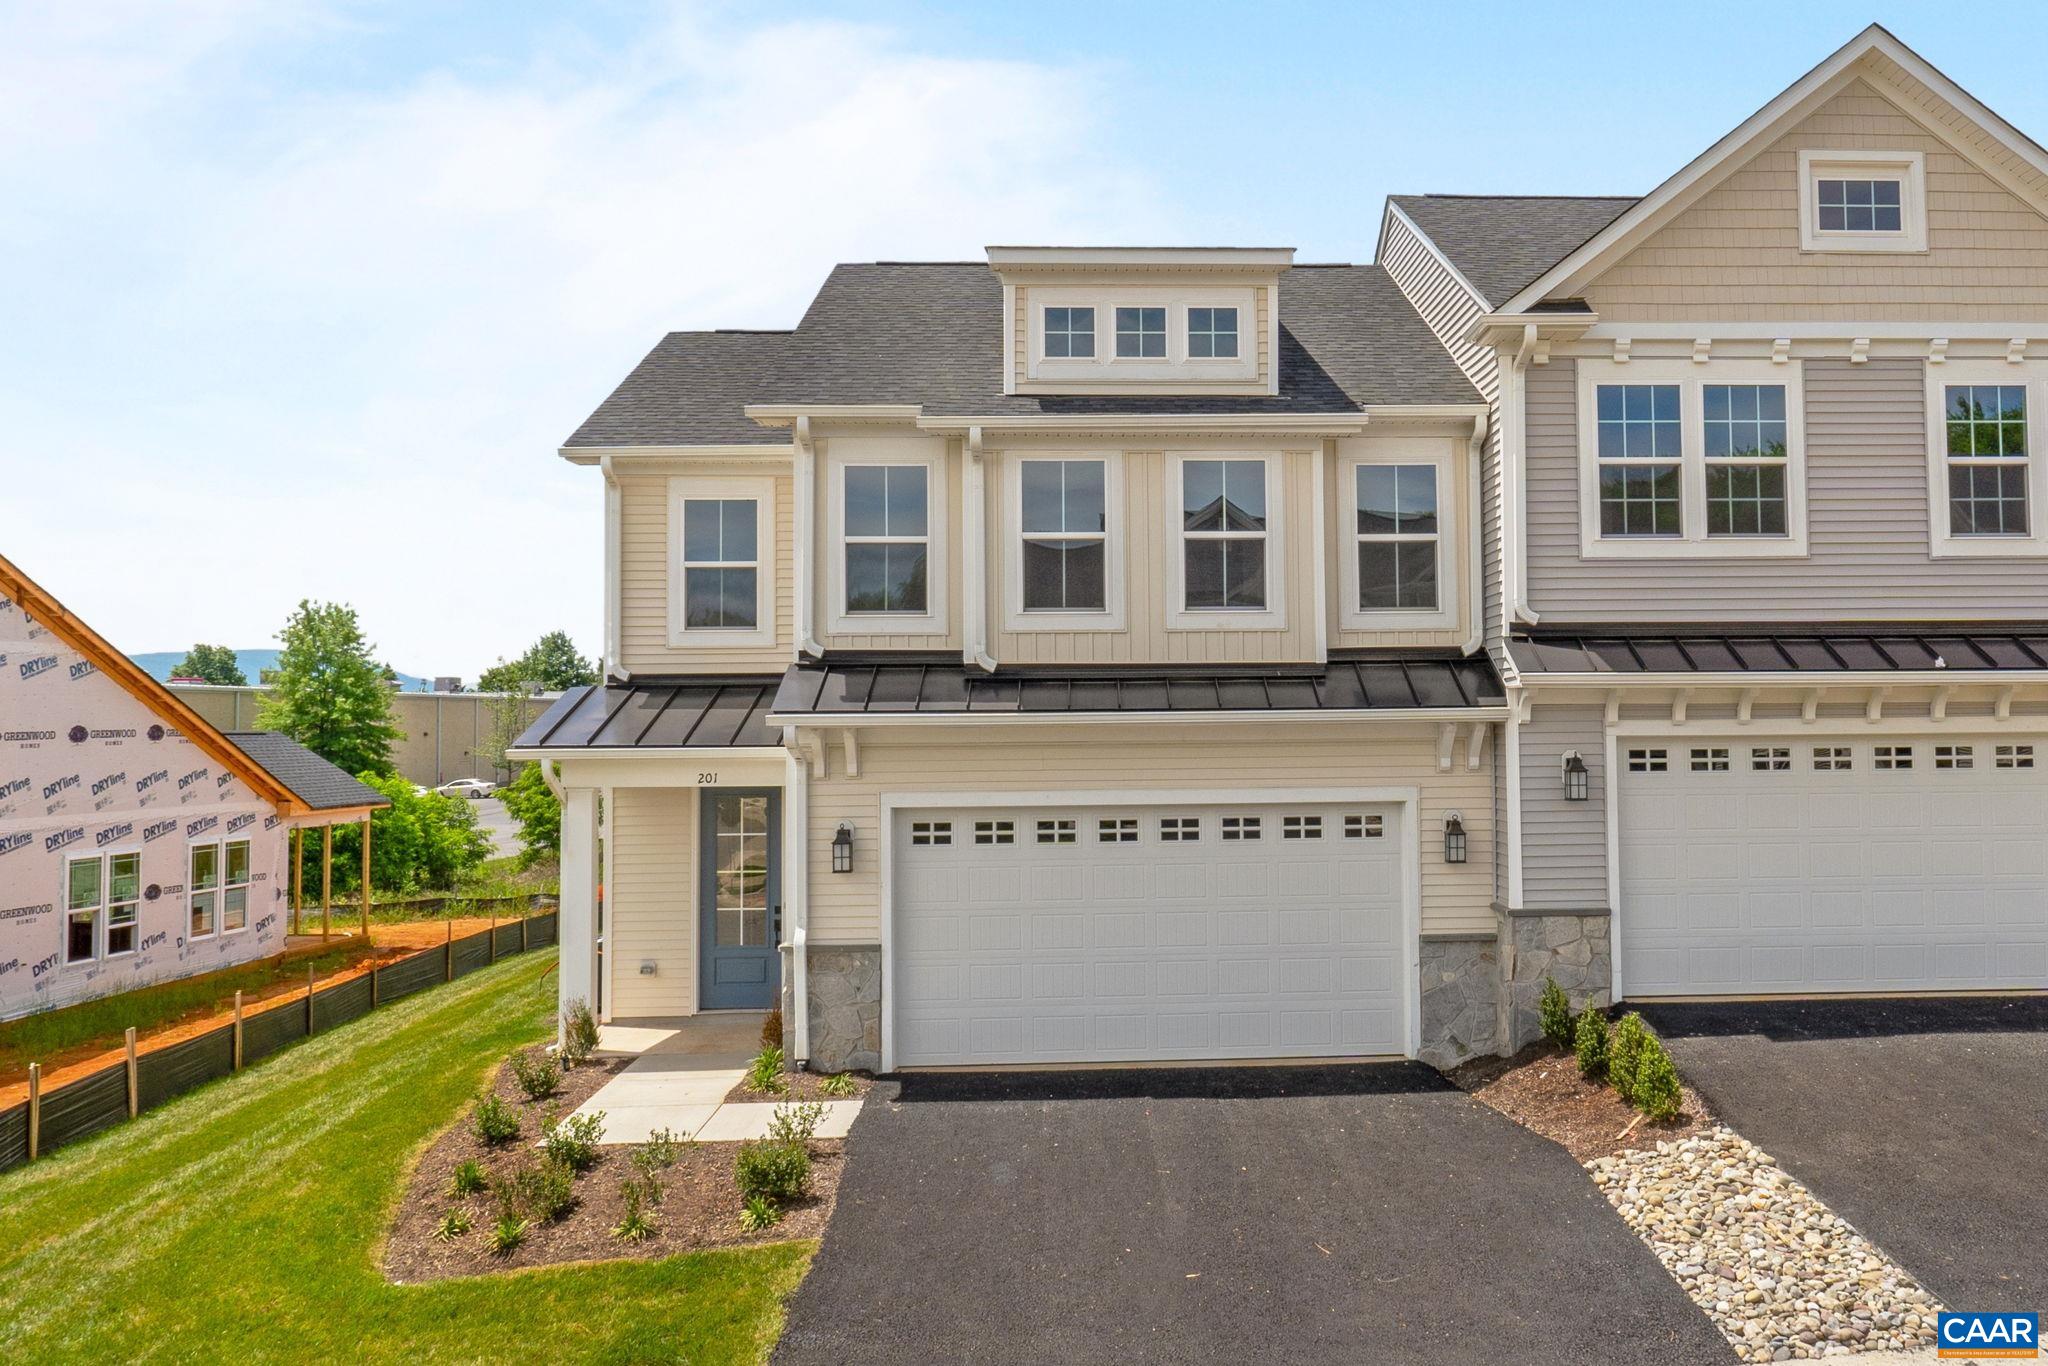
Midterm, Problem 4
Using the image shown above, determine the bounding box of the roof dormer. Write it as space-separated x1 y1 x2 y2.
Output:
986 246 1293 398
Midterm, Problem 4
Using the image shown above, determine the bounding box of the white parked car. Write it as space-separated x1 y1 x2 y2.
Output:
434 778 497 800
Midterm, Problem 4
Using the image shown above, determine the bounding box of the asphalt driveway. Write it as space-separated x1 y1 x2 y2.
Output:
774 1064 1729 1365
1637 996 2048 1312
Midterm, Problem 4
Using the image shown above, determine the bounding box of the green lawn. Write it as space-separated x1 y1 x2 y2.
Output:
0 952 811 1364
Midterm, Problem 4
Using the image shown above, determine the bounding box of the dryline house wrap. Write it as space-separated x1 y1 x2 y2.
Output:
0 554 385 1021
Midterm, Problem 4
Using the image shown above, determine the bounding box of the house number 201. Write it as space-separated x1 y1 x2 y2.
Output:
697 772 719 785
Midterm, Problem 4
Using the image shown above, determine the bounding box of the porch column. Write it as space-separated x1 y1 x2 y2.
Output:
557 785 601 1042
359 817 372 938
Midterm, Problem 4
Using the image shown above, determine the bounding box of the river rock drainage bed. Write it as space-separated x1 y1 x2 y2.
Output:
1590 1127 1940 1362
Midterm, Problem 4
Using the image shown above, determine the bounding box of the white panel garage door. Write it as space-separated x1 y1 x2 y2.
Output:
891 802 1407 1066
1620 736 2048 995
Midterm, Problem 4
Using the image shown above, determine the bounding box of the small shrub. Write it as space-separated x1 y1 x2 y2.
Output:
561 998 600 1067
432 1208 472 1241
767 1101 825 1147
1608 1012 1651 1098
1630 1037 1684 1121
507 1157 577 1224
473 1093 519 1146
819 1071 859 1098
489 1214 529 1255
745 1045 787 1095
738 1193 781 1232
1538 977 1576 1049
734 1139 810 1204
760 1007 784 1051
541 1109 605 1172
1573 1008 1610 1080
510 1049 562 1101
612 1178 658 1242
449 1159 488 1197
633 1128 685 1178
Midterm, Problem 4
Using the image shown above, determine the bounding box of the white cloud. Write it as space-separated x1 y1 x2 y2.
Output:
0 3 1172 677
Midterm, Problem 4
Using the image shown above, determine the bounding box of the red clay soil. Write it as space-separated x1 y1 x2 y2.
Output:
0 915 526 1107
1451 1043 1716 1163
384 1046 841 1283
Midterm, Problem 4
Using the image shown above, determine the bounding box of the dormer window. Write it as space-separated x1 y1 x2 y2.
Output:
1187 306 1238 358
1043 306 1094 358
1798 151 1925 252
1114 307 1166 359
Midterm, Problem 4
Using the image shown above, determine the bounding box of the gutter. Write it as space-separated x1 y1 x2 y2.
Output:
1461 409 1488 657
600 456 629 682
766 706 1510 729
792 417 826 659
960 426 998 673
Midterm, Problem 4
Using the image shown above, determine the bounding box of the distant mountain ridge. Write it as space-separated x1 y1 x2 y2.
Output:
131 649 435 692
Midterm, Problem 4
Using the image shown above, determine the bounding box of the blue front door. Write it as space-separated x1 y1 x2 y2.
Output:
699 790 781 1010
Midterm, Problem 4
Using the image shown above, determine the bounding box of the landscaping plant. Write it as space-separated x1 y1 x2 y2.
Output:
819 1071 858 1098
1573 1007 1610 1079
1607 1012 1650 1098
1629 1036 1684 1121
489 1214 529 1255
760 1008 784 1051
744 1045 788 1095
540 1109 606 1172
767 1101 825 1147
738 1194 781 1233
472 1093 520 1146
504 1157 577 1224
432 1209 472 1241
633 1128 685 1177
449 1159 488 1197
612 1178 659 1243
510 1048 561 1101
1538 977 1575 1049
561 998 600 1067
734 1139 811 1205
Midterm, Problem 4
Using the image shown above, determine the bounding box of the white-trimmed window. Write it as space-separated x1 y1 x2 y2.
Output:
1690 747 1729 772
1014 458 1113 621
1043 306 1094 358
1798 151 1926 253
1750 747 1791 771
1160 816 1200 842
1187 307 1238 359
222 840 251 931
1813 746 1853 771
668 476 774 646
1875 745 1914 771
189 843 219 938
106 853 139 955
1578 360 1806 558
1097 817 1139 844
1925 365 2048 558
1626 748 1668 773
826 446 949 634
1935 745 1975 771
972 820 1015 845
1281 814 1322 840
1024 287 1259 387
1221 815 1261 841
910 820 952 847
64 855 101 964
1173 456 1283 626
1036 818 1076 844
1114 306 1166 359
1344 814 1384 839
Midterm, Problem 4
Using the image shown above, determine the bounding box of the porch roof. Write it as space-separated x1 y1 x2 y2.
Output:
1509 627 2048 676
512 679 782 750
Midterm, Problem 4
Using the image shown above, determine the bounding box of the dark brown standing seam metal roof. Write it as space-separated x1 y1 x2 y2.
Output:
512 681 783 749
769 656 1504 717
1508 630 2048 675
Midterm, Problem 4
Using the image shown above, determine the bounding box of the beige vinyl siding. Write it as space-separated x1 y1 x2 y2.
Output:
1586 80 2048 320
1519 705 1608 912
1012 284 1028 391
804 723 1497 942
1378 207 1507 665
1525 358 2048 620
607 786 697 1017
989 448 1321 665
1254 285 1271 387
1325 434 1471 651
619 463 794 675
818 440 964 653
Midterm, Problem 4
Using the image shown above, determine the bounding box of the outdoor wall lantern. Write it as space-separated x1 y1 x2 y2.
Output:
1442 812 1468 865
1562 750 1591 802
831 821 855 874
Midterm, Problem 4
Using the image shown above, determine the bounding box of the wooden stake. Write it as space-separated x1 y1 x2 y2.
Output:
444 917 454 982
26 1063 40 1161
359 817 372 939
489 907 498 963
521 914 529 952
321 824 333 941
291 827 303 936
125 1028 139 1117
306 962 316 1034
233 991 245 1071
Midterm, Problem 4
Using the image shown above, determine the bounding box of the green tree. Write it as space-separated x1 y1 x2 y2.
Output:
168 643 246 686
257 601 404 777
498 763 561 868
310 774 492 895
476 631 597 695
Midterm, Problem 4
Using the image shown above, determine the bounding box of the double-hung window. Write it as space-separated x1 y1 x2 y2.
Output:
844 465 929 615
1356 465 1438 611
1927 366 2048 557
222 840 251 932
669 477 773 645
1019 459 1108 613
1178 458 1270 614
65 856 102 964
189 843 219 939
1579 361 1806 557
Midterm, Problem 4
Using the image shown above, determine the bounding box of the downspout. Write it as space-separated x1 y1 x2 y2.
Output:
539 759 565 800
1502 327 1542 628
601 456 629 680
961 425 998 673
793 417 825 659
1461 410 1488 657
783 728 811 1066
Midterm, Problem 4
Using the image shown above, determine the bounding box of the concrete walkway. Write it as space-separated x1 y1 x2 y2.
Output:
570 1013 862 1145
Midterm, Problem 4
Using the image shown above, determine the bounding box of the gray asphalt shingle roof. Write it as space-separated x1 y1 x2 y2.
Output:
1390 195 1640 308
225 732 390 812
563 262 1481 448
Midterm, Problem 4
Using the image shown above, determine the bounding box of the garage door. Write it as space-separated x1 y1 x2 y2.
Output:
1620 736 2048 995
891 802 1406 1066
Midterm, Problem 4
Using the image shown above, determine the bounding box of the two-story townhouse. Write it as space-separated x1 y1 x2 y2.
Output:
1381 24 2048 1050
514 250 1515 1071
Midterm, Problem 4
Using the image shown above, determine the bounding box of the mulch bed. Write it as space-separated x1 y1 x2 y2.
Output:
383 1045 842 1283
1451 1043 1714 1163
722 1068 876 1106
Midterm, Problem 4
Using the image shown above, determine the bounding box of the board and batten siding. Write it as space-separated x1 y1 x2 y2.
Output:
1518 705 1608 912
803 723 1497 944
1525 357 2048 620
1325 434 1470 651
816 435 964 654
618 464 794 675
1378 205 1506 664
606 786 697 1018
1585 80 2048 321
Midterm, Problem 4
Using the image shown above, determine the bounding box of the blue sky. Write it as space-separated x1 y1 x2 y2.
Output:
5 1 2044 677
